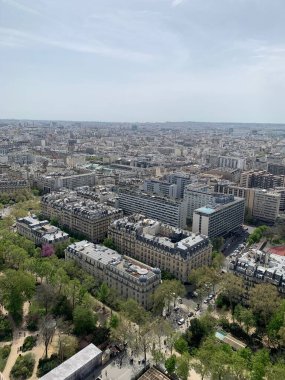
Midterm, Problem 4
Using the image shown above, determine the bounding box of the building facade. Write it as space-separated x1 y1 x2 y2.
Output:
192 197 245 239
0 179 30 193
240 170 285 189
108 215 212 282
36 172 96 193
252 190 280 223
65 240 161 309
41 191 123 242
116 190 187 228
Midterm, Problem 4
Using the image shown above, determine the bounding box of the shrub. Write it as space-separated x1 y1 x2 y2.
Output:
0 344 11 371
37 354 60 378
10 353 35 380
22 336 37 352
0 315 13 341
26 313 40 332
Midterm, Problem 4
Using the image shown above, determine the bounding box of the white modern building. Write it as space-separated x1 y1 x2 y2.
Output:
192 197 245 239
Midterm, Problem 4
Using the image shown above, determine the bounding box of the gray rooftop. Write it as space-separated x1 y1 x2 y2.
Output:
66 240 160 281
40 343 102 380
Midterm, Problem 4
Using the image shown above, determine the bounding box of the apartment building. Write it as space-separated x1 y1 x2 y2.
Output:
167 173 193 198
268 163 285 176
207 155 246 170
218 156 246 170
116 190 187 228
0 179 30 193
143 179 178 199
41 191 123 242
229 249 285 296
215 182 255 213
240 170 285 189
192 197 245 239
17 216 69 246
36 172 96 192
216 181 282 222
108 215 212 282
252 190 280 223
65 240 161 309
183 183 212 221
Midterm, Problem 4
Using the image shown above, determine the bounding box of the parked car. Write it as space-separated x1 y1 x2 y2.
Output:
177 318 185 325
174 306 179 312
194 305 200 311
188 312 194 317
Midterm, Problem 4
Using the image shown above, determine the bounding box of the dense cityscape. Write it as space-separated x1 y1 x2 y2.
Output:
0 120 285 379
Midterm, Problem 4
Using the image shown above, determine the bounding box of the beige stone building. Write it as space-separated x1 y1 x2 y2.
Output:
65 240 161 309
41 191 123 242
108 214 212 282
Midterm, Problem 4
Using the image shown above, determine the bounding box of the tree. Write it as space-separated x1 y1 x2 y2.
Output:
212 237 224 252
266 361 285 380
96 283 110 304
73 305 97 335
247 226 267 246
174 336 188 354
67 279 86 310
176 352 191 380
58 335 78 362
249 283 281 327
165 355 176 375
119 299 149 326
36 283 56 315
0 270 35 322
151 348 165 366
197 337 233 380
102 238 116 250
189 266 221 295
220 273 244 313
152 280 185 315
240 308 256 335
40 315 57 358
41 244 54 257
251 349 270 380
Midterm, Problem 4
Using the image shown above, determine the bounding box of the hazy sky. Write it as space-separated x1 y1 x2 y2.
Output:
1 0 285 123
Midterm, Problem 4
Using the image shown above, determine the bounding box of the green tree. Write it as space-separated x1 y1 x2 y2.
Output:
249 283 281 327
0 270 35 322
73 305 97 335
96 283 110 304
176 352 191 380
165 355 176 375
102 238 116 250
174 336 188 354
220 273 244 313
152 279 185 315
251 349 270 380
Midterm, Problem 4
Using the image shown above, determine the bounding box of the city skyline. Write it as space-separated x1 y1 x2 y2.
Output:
1 0 285 123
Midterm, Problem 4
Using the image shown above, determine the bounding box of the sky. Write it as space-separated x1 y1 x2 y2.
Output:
0 0 285 123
